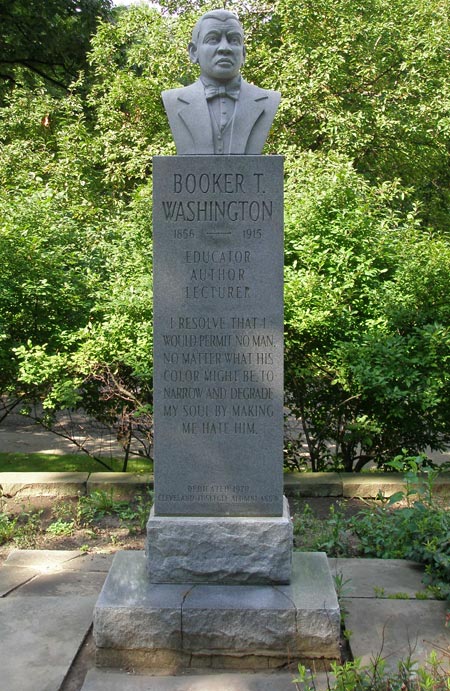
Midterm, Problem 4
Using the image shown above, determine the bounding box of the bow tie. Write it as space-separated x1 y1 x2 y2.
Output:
204 84 240 101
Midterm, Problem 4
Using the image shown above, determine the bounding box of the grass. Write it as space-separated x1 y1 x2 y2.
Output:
0 452 152 473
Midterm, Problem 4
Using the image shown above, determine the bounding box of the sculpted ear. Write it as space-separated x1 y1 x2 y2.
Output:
188 42 198 64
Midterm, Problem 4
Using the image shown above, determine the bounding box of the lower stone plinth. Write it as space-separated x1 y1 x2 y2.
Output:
146 497 292 585
93 551 340 671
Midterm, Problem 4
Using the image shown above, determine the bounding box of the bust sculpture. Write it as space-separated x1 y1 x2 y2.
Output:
162 9 281 155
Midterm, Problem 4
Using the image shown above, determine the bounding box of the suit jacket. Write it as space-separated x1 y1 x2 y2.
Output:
162 79 280 155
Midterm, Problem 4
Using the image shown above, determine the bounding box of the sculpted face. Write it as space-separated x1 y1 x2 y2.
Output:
189 17 245 83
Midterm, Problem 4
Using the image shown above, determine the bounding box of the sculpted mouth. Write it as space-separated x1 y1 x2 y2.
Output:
216 59 233 66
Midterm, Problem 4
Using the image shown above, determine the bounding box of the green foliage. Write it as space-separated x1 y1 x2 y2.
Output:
0 27 156 462
0 488 154 546
314 504 354 557
0 2 449 473
284 151 450 471
293 467 450 602
46 519 74 537
76 487 153 530
0 512 18 545
292 502 324 549
272 0 449 232
349 472 450 601
293 652 450 691
86 5 178 192
117 488 154 532
8 506 44 548
273 0 449 470
78 489 128 520
0 86 114 393
292 501 355 555
0 0 112 97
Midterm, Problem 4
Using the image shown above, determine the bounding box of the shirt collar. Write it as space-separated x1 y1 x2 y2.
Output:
200 75 241 90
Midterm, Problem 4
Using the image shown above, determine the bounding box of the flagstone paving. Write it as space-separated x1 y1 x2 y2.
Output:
0 550 448 690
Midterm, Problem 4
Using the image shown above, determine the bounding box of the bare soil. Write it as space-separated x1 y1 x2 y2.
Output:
0 495 368 568
0 495 145 567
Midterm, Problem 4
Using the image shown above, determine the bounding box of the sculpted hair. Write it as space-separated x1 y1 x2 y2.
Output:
191 10 243 45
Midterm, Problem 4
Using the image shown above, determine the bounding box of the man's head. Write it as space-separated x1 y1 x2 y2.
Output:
188 10 246 84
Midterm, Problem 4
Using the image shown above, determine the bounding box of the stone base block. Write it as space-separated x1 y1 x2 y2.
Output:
145 496 292 585
93 550 340 671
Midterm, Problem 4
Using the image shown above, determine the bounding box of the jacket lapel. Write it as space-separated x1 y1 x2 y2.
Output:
229 80 266 154
174 79 268 154
177 81 214 154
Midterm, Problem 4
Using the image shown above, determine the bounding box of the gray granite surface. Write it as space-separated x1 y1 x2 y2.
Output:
93 550 340 669
1 550 448 689
153 155 284 517
146 496 292 584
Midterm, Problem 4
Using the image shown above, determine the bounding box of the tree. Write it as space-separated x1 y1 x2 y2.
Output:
15 190 155 469
284 151 450 471
0 8 165 466
1 2 449 471
0 82 113 417
0 0 112 97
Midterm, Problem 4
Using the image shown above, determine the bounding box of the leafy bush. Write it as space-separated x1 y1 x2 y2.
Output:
284 152 450 471
293 464 450 603
294 651 450 691
345 463 450 601
0 489 154 547
77 488 153 531
350 501 449 597
0 512 17 545
46 519 74 537
78 489 128 520
0 500 45 547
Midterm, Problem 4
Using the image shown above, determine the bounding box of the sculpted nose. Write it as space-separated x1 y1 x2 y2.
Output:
217 36 232 53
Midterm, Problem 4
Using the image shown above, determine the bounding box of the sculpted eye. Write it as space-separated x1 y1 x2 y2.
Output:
204 33 220 44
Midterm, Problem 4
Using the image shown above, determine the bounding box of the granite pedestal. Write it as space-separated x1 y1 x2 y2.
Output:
152 156 285 519
93 551 340 671
93 155 341 670
145 496 292 584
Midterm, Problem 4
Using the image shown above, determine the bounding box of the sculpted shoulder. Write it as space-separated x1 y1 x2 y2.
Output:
162 80 280 108
162 84 197 107
242 81 281 105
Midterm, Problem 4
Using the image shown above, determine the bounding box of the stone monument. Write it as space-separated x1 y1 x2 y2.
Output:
93 9 340 671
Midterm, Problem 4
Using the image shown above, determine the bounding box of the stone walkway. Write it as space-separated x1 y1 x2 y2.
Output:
0 550 448 691
0 408 125 457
